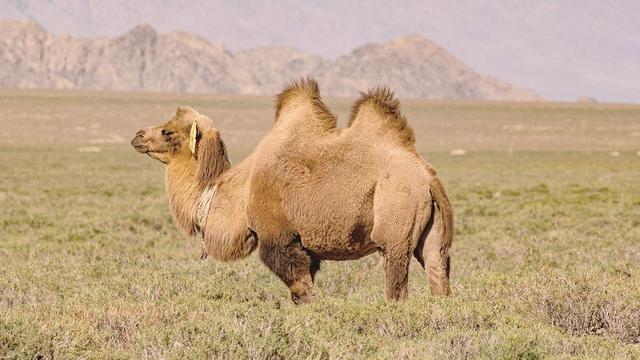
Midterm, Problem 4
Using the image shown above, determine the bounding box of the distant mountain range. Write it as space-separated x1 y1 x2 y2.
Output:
1 1 638 102
0 20 540 100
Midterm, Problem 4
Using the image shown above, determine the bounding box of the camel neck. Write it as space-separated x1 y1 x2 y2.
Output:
164 159 202 237
162 153 257 261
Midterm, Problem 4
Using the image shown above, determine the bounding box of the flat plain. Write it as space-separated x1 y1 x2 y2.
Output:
1 90 639 359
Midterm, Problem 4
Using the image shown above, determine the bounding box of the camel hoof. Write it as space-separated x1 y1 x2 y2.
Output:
430 285 452 296
291 291 315 305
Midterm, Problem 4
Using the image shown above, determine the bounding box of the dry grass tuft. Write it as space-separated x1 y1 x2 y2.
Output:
535 270 640 344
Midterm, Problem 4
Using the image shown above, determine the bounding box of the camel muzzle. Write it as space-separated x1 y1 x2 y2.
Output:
131 129 149 153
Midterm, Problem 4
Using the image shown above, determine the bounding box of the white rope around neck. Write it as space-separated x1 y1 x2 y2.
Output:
195 184 217 259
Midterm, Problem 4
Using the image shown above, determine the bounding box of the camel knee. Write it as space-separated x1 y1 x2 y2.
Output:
258 239 319 304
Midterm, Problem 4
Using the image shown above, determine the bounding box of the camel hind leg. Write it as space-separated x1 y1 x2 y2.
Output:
414 200 451 296
376 223 412 301
378 228 411 300
371 183 428 301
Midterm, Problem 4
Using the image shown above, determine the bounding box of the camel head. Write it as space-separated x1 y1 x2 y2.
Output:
131 107 229 186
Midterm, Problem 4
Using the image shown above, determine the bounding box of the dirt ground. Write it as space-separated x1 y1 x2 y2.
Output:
1 89 639 153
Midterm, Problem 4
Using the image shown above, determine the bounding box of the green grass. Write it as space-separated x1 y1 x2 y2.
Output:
2 144 639 359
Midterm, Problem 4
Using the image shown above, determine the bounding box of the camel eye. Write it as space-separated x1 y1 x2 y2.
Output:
161 129 174 138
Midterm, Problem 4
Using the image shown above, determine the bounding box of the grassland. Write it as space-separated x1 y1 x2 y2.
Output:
1 91 640 359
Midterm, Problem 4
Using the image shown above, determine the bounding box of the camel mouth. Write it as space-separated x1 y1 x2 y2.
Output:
131 139 167 163
132 144 149 153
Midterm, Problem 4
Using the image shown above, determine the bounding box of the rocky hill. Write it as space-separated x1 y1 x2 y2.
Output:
318 34 539 100
0 20 540 100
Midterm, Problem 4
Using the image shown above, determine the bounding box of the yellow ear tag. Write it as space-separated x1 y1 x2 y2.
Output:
189 120 197 155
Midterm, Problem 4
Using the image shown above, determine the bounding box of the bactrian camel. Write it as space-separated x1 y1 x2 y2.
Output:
130 82 453 304
247 79 453 303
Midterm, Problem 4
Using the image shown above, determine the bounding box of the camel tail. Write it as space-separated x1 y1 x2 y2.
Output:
431 177 453 261
348 86 415 146
416 175 453 296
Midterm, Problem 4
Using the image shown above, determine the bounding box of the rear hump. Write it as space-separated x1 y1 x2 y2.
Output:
349 87 415 147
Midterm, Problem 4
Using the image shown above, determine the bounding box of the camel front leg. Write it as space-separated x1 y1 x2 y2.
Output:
259 236 319 304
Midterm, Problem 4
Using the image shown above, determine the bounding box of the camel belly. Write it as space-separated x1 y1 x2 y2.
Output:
301 235 378 261
294 210 377 259
302 240 378 260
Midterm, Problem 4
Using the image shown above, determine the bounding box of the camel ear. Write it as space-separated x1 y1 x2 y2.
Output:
189 120 198 155
194 122 229 187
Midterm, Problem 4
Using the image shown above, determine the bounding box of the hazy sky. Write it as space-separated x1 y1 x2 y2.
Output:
1 0 639 102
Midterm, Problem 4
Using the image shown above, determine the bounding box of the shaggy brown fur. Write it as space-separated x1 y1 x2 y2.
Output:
273 78 338 134
248 78 453 303
131 107 256 261
348 86 416 147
